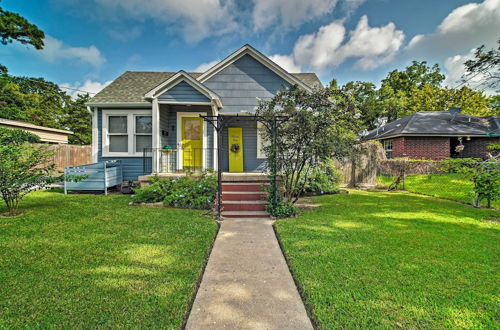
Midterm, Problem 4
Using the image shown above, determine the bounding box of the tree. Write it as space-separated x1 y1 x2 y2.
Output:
407 85 492 116
0 3 44 49
463 39 500 92
0 128 53 216
0 68 93 145
256 85 360 215
63 94 92 144
381 61 445 96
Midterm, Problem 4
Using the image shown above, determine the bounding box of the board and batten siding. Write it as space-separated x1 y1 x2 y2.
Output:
204 54 291 114
220 118 266 172
158 81 210 103
97 109 149 181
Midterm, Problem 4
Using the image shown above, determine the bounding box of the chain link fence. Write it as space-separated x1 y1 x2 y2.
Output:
377 159 500 208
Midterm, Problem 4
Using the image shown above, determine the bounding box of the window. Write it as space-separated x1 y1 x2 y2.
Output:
383 139 393 159
256 122 269 159
108 116 128 153
134 116 152 153
103 110 152 156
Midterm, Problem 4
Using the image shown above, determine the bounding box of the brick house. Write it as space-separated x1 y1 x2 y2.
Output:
362 111 500 160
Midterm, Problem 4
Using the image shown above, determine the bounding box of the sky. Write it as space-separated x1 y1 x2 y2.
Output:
0 0 498 96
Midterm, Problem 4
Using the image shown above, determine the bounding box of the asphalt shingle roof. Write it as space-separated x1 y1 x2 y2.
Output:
363 111 500 140
89 71 322 104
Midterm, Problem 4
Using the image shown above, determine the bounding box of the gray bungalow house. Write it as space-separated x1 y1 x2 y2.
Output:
86 45 322 181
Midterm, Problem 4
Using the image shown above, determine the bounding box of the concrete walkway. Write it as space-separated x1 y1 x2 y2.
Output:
186 219 313 330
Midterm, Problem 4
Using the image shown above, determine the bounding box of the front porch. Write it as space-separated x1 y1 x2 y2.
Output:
138 171 269 185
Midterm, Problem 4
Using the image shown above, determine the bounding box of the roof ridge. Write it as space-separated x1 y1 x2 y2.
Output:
399 112 417 133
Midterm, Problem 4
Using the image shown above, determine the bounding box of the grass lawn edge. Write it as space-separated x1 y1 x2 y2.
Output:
180 219 221 329
272 223 320 329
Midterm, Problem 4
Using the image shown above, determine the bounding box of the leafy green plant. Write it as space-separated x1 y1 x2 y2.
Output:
302 160 341 195
438 158 481 173
0 142 54 216
131 184 164 203
470 162 500 208
132 171 217 210
0 126 40 145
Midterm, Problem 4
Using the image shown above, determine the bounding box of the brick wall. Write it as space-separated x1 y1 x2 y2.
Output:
386 136 450 160
457 137 500 159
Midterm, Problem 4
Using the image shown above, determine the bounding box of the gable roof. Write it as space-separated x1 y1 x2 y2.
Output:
87 71 321 106
363 111 500 140
197 44 314 91
144 70 222 107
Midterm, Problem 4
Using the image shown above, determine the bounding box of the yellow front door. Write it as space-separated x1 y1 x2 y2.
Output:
228 127 244 172
182 117 203 170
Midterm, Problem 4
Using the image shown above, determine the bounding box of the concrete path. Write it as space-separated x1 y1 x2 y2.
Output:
186 218 313 330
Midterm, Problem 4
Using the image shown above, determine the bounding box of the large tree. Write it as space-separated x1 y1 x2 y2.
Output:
463 39 500 92
0 2 44 49
256 85 360 212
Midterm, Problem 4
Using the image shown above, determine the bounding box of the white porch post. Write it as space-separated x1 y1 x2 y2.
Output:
152 98 160 173
211 103 219 171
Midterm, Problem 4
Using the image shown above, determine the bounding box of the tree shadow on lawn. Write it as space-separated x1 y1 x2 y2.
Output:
276 191 499 328
0 190 216 328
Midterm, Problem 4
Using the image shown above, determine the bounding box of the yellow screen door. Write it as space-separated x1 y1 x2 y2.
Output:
228 127 244 172
182 117 203 170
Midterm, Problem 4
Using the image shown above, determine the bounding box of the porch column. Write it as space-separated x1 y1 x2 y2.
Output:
211 103 219 171
152 98 160 173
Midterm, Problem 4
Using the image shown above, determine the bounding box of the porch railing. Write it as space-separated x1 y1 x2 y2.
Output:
143 147 217 174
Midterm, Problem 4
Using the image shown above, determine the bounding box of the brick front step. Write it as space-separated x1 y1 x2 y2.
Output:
222 183 267 192
221 211 270 218
222 191 266 201
222 200 266 211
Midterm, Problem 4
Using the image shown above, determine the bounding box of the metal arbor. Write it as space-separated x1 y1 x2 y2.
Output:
200 114 288 218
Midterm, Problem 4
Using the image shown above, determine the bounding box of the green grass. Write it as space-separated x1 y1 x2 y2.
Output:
377 173 500 208
0 189 217 328
276 190 499 328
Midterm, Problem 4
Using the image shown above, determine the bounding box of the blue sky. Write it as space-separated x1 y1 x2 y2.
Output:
1 0 498 95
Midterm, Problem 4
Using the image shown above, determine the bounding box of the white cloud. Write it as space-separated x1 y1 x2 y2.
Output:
92 0 238 44
194 60 220 72
406 0 500 58
37 35 106 67
269 54 302 72
342 0 367 13
61 79 112 98
252 0 338 31
444 49 496 95
271 15 404 72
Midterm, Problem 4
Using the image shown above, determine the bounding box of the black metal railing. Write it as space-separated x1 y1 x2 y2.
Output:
143 147 216 174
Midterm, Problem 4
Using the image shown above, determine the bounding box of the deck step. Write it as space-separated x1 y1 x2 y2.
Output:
222 200 266 211
222 191 266 201
221 211 270 218
222 182 267 192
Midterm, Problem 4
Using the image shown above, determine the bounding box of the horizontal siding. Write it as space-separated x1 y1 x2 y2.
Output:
204 54 290 114
97 108 149 181
158 81 210 103
220 117 266 172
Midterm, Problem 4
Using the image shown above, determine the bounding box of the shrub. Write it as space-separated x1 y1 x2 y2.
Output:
470 162 500 208
438 158 481 173
0 127 40 145
302 160 341 195
0 142 54 216
132 171 217 210
131 184 164 203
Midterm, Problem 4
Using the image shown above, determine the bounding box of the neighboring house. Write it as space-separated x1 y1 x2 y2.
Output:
86 45 322 181
363 111 500 160
0 118 73 144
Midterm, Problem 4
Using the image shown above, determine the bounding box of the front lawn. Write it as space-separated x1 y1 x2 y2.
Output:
0 190 217 328
276 190 499 328
378 173 500 208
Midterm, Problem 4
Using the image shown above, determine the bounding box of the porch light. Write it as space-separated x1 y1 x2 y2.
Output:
466 136 471 141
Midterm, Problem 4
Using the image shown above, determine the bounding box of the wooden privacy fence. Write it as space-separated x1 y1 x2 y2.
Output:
42 144 92 171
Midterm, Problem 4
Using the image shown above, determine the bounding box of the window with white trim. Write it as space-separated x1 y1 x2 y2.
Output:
103 110 152 156
383 139 393 159
256 122 269 159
